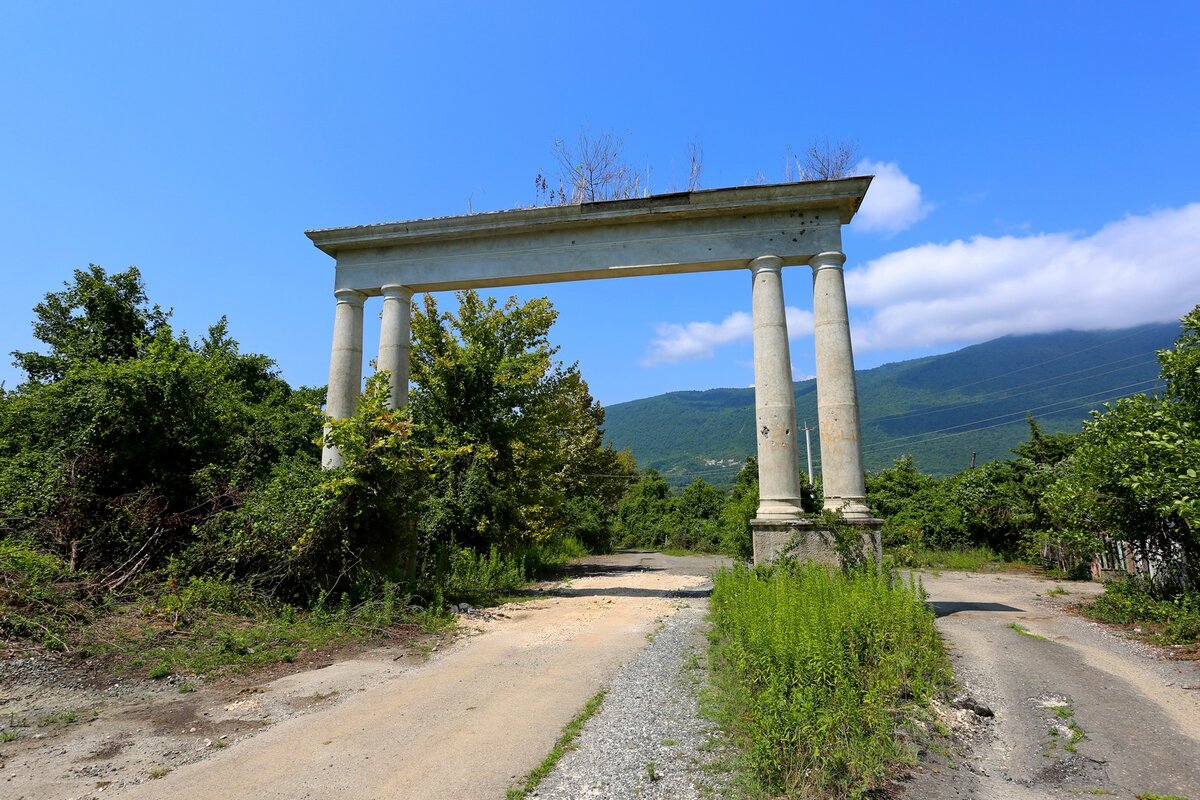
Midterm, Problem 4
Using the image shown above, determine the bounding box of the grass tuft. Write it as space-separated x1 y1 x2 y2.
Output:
1009 622 1046 640
507 690 606 799
1085 579 1200 645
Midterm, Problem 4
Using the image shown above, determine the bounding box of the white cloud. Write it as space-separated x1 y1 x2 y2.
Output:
853 159 932 233
846 203 1200 352
642 307 813 365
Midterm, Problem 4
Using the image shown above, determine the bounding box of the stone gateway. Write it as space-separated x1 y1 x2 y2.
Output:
306 178 882 563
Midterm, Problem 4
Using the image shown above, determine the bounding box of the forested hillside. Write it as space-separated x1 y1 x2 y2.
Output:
603 323 1178 485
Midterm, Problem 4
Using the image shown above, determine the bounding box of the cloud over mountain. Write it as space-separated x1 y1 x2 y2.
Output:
642 203 1200 365
847 203 1200 351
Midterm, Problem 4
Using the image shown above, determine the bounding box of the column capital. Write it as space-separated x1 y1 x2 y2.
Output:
749 254 783 274
380 283 414 300
809 251 847 272
334 288 367 307
333 287 364 307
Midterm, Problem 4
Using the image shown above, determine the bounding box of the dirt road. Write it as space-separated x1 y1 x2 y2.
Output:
907 570 1200 800
0 552 724 800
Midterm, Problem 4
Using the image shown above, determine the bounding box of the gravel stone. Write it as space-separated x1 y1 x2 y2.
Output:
532 598 730 800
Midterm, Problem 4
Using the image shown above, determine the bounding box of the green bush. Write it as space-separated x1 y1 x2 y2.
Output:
439 545 526 598
1085 578 1200 644
557 496 612 553
0 541 70 584
157 576 251 616
709 561 950 798
191 373 427 604
187 457 343 601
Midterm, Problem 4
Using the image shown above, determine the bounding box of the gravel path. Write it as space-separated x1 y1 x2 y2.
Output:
532 595 729 800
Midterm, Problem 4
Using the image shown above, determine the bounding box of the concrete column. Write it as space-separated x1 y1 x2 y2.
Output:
810 251 871 519
378 284 414 409
322 288 366 468
750 255 804 520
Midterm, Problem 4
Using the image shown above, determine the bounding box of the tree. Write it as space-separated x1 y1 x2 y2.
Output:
615 469 674 547
785 138 861 182
1041 305 1200 582
678 479 724 522
1159 305 1200 418
551 131 647 203
718 457 759 559
12 265 168 383
409 290 620 553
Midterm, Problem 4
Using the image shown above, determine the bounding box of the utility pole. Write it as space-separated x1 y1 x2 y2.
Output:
969 451 977 470
803 420 814 485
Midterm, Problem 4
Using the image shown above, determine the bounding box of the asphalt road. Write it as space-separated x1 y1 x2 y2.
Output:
904 570 1200 799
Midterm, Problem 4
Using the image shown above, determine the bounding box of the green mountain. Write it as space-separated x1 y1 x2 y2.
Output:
603 323 1178 486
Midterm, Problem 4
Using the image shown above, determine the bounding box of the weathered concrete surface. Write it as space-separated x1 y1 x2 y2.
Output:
312 182 879 522
751 519 882 565
903 570 1200 799
107 552 725 800
307 180 868 295
376 284 413 409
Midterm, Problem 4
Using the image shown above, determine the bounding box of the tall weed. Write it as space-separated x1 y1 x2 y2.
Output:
709 561 950 799
0 541 87 649
442 546 526 597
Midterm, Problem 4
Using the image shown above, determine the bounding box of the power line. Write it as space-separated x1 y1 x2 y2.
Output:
916 326 1160 397
864 382 1165 458
869 351 1160 426
867 377 1163 449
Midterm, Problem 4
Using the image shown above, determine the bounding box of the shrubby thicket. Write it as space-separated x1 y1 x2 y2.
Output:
611 458 819 559
0 267 635 629
0 267 323 586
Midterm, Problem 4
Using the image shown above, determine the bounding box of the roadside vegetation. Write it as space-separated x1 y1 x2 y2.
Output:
1083 579 1200 647
0 267 633 673
707 560 950 799
619 306 1198 598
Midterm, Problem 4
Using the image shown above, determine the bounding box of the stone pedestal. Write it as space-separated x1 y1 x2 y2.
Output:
752 517 883 566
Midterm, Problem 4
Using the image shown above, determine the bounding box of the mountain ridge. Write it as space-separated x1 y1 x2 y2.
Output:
602 322 1178 486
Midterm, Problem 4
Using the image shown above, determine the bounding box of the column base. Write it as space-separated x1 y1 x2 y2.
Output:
755 498 806 520
752 517 883 567
822 497 875 521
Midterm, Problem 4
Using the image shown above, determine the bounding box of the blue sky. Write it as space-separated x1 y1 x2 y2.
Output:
2 2 1198 406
